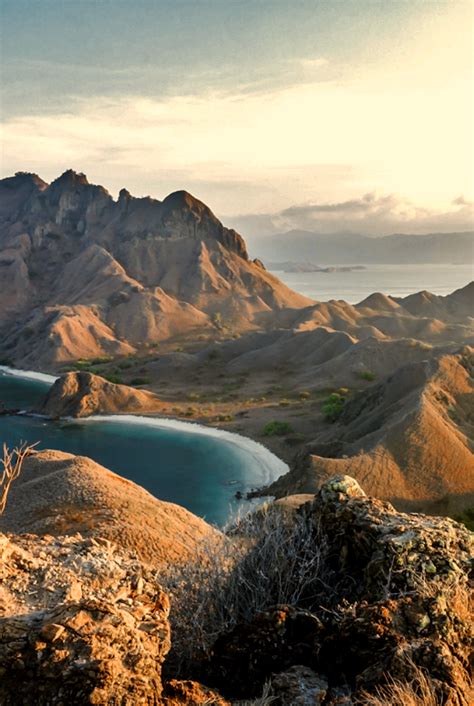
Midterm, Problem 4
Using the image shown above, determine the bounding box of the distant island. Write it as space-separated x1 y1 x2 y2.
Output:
247 229 474 265
266 261 367 273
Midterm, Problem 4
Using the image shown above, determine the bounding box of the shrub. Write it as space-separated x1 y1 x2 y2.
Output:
261 421 294 436
130 377 151 386
212 312 224 330
321 392 347 422
118 361 133 370
161 505 328 674
454 507 474 531
358 370 376 382
90 356 113 365
103 374 123 385
216 413 234 422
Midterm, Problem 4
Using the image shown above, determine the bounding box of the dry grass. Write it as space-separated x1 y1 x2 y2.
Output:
234 682 276 705
160 503 329 674
360 669 439 706
359 656 473 706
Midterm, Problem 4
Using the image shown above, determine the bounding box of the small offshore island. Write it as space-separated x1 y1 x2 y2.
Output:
0 170 473 704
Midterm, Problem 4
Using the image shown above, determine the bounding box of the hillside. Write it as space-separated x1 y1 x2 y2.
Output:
265 348 474 514
0 170 311 368
0 448 219 566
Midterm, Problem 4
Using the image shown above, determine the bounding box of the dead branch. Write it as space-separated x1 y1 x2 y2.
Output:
0 442 38 515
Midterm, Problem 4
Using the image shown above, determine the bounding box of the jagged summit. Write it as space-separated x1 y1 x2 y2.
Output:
50 168 90 187
0 170 312 366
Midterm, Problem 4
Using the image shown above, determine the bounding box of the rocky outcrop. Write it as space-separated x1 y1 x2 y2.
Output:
0 531 171 705
207 476 474 704
0 472 472 703
41 371 163 418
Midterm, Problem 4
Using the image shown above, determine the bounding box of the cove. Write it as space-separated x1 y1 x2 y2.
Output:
0 369 287 526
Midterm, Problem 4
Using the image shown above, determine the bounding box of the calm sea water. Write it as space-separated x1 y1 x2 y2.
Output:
270 263 473 303
0 373 285 526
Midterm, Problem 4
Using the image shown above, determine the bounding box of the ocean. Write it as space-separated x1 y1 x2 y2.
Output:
269 263 473 303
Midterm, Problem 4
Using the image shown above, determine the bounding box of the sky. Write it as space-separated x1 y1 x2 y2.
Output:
0 0 473 235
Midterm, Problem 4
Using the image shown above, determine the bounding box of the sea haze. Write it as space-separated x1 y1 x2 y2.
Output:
269 263 473 304
0 373 286 526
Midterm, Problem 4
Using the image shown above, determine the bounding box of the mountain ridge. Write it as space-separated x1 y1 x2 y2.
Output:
0 170 312 367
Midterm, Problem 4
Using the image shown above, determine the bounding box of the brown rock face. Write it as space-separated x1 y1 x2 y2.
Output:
0 171 312 367
0 532 171 705
41 371 162 417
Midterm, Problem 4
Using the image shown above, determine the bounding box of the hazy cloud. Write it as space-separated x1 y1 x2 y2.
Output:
227 193 474 238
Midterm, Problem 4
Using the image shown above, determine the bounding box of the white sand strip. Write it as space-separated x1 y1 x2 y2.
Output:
76 414 289 486
0 366 57 385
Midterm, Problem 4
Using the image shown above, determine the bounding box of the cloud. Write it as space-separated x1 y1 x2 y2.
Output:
0 47 472 217
290 56 329 70
227 193 474 238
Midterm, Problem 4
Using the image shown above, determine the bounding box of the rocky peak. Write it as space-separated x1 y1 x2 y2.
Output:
41 371 162 418
50 169 90 189
161 190 215 220
9 172 48 190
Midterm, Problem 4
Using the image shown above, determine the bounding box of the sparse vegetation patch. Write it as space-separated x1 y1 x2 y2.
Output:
321 391 348 422
261 421 294 436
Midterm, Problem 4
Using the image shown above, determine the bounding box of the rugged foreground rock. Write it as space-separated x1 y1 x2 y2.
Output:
0 531 171 705
0 473 472 704
0 531 228 706
207 476 474 704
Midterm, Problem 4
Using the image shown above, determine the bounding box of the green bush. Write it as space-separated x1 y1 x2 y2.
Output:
358 370 376 382
321 392 347 422
90 356 113 365
103 374 123 385
130 377 151 386
262 421 294 436
118 361 133 370
454 508 474 531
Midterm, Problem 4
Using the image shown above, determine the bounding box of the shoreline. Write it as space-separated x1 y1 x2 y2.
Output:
0 366 289 492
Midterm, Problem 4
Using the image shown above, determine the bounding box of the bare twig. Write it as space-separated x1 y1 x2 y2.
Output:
0 442 38 515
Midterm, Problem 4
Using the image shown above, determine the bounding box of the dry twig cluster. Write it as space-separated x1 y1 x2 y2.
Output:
0 443 36 515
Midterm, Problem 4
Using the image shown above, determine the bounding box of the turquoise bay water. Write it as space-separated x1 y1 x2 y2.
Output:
0 372 285 526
